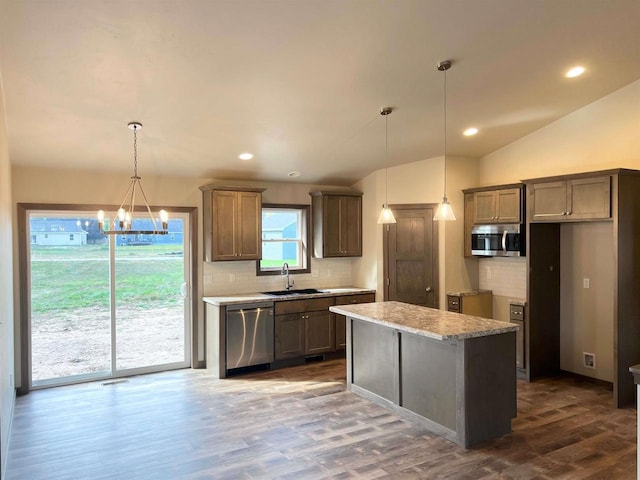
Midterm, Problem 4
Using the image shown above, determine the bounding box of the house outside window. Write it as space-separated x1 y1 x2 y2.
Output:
257 204 310 275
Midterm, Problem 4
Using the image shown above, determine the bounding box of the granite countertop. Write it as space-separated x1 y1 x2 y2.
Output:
329 301 518 341
446 289 492 297
203 287 376 306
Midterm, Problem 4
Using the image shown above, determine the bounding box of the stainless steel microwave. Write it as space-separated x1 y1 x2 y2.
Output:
471 224 524 257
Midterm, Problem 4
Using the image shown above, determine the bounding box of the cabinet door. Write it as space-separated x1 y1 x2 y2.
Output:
567 176 611 220
323 195 343 257
211 190 238 260
474 191 497 223
304 311 335 355
343 195 362 256
274 314 304 360
237 191 262 259
529 181 567 222
496 188 521 223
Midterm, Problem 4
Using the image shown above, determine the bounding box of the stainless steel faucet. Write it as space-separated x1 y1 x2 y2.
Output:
281 262 293 290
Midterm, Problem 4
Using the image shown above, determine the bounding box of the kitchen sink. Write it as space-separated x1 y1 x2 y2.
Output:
261 288 325 296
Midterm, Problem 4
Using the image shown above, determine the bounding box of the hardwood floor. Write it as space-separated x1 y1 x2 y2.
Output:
5 359 636 479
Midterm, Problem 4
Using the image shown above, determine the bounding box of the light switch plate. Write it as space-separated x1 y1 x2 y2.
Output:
583 278 590 289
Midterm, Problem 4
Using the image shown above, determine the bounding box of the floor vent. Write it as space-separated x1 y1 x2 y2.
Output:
102 379 129 386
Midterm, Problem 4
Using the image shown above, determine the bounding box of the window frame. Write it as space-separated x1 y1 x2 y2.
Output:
256 203 311 276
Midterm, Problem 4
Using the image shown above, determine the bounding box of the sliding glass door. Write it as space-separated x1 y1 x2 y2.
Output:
28 209 191 388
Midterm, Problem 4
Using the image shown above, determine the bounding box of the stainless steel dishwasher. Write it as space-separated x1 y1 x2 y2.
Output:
226 302 274 371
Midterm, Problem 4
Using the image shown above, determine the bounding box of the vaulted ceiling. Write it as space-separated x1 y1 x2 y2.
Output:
1 0 639 185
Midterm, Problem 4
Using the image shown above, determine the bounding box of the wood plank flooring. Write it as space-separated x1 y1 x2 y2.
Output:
5 359 637 479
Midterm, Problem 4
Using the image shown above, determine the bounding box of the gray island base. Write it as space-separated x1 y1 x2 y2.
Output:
329 301 519 448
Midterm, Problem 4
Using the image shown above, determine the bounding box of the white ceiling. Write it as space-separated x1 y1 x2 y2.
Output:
1 0 639 186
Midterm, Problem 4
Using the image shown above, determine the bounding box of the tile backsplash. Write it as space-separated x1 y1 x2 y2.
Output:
478 257 526 299
202 257 354 296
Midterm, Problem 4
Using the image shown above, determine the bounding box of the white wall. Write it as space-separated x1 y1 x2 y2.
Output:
354 155 480 308
0 69 15 479
560 222 614 381
479 79 640 186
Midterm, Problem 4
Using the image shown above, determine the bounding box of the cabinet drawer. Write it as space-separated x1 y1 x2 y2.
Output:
335 293 375 306
275 296 335 315
447 295 461 313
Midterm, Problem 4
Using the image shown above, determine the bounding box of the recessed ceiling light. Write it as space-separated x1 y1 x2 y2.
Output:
288 171 301 178
238 152 254 160
565 66 585 78
463 127 479 137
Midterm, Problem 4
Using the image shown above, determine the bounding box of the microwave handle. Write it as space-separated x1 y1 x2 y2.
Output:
502 230 507 252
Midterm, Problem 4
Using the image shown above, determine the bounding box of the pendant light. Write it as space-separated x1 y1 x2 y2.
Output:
433 60 456 221
97 122 169 235
377 107 396 224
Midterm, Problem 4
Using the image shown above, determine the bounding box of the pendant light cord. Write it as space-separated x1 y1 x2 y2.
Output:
443 67 447 199
385 112 389 207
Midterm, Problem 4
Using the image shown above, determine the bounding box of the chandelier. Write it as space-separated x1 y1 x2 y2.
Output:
97 122 168 235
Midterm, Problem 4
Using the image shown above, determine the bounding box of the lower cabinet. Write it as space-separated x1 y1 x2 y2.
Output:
305 310 335 355
509 304 525 369
274 296 336 361
274 313 305 360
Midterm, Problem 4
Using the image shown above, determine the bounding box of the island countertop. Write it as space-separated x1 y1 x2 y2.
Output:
330 301 518 341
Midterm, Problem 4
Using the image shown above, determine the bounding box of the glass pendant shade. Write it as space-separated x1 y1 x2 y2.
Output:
377 204 396 224
434 60 456 222
433 197 456 221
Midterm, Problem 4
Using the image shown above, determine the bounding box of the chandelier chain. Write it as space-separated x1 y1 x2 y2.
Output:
133 125 138 178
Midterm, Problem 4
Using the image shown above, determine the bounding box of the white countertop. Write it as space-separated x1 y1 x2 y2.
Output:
330 301 518 341
203 287 376 306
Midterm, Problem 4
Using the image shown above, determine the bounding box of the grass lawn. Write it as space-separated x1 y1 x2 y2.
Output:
30 244 184 314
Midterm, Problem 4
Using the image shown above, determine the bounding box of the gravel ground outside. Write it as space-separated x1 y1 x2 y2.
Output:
31 305 186 383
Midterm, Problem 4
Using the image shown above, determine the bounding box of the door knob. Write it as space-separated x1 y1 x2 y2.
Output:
425 287 432 292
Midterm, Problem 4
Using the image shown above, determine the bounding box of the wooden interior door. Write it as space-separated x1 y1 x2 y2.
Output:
384 204 439 307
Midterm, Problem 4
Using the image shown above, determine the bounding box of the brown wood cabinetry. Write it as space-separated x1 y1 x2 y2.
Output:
446 291 493 319
274 296 336 360
310 191 362 258
334 293 375 350
528 175 611 222
200 185 265 262
474 188 521 224
509 304 525 369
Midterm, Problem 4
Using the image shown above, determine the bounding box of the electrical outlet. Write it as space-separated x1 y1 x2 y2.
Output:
583 278 590 289
583 352 596 369
203 275 213 286
311 270 319 278
229 274 236 283
327 269 333 277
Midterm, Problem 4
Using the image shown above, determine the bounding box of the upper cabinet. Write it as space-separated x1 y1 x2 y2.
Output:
474 187 522 224
200 185 265 262
527 175 611 222
310 191 362 258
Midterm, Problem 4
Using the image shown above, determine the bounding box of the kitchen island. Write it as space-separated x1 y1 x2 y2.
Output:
329 301 519 448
